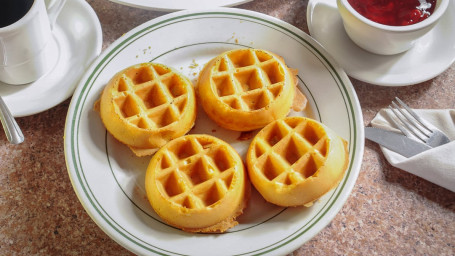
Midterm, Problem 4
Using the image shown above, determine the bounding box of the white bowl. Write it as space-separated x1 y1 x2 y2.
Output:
337 0 450 55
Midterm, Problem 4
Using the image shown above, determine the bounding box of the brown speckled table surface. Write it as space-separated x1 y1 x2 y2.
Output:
1 0 455 255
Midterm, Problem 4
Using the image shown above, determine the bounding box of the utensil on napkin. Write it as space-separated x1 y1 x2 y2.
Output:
0 96 24 144
370 107 455 192
365 127 431 157
388 97 450 147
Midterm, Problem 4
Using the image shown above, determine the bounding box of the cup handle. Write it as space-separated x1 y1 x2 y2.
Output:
44 0 67 29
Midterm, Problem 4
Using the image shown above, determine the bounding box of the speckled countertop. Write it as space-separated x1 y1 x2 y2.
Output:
1 0 454 255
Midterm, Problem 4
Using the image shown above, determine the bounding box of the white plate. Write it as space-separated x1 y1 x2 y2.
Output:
307 0 455 86
0 0 102 117
64 8 364 256
109 0 252 12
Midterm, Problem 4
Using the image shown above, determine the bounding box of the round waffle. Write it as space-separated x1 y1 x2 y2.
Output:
98 63 196 156
246 116 349 207
197 48 296 131
145 134 250 233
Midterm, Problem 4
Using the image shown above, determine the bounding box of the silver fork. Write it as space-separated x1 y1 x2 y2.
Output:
387 97 450 148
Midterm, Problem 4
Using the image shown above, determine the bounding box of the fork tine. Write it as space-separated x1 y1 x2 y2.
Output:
394 97 433 133
388 105 427 143
391 100 432 139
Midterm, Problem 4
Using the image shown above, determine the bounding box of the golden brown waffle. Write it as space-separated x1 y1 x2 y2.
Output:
145 134 250 233
197 48 298 131
98 63 196 156
246 116 349 207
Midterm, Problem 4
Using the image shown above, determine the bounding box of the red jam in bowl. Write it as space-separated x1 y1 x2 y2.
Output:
347 0 437 26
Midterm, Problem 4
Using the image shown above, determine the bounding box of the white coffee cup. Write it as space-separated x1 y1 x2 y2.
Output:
0 0 67 85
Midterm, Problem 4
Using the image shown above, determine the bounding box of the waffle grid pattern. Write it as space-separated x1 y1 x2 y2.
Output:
112 64 189 129
251 118 329 185
211 50 286 111
155 136 237 210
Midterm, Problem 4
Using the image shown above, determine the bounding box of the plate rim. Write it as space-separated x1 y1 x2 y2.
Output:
108 0 253 12
64 7 364 256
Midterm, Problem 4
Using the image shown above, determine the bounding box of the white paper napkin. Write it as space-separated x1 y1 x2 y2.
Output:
371 109 455 192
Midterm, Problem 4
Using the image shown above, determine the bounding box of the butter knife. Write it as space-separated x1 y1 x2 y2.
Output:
365 127 431 157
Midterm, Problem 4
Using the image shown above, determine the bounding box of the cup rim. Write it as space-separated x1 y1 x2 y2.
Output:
0 0 39 33
340 0 450 32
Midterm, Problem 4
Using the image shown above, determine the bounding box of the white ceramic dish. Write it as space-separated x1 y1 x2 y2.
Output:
64 8 364 256
337 0 449 55
109 0 252 11
307 0 455 86
0 0 102 117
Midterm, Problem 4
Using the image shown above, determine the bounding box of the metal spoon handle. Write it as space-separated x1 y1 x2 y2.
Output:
0 96 24 144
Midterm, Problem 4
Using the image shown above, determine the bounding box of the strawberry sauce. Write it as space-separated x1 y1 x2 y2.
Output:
347 0 437 26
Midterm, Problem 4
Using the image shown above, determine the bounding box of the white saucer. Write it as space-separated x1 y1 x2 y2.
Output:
109 0 252 12
307 0 455 86
0 0 102 117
